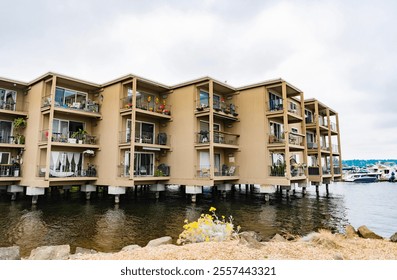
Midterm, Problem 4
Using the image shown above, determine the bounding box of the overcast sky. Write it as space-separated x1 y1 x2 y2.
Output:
1 0 396 160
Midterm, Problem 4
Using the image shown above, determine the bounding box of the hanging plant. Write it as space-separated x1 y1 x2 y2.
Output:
155 97 160 104
147 95 152 102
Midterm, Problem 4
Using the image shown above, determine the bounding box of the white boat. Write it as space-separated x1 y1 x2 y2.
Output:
366 162 397 181
344 171 379 183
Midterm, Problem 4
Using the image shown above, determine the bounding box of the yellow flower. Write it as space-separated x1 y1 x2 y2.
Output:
209 207 216 212
184 219 188 223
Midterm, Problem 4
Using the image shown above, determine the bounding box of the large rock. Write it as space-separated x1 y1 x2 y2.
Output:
75 247 97 254
29 245 70 260
345 225 359 238
0 246 20 260
270 234 287 242
146 236 172 247
238 232 263 249
390 233 397 242
357 226 383 240
121 245 141 252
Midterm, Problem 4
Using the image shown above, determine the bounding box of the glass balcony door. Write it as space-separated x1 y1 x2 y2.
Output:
0 88 17 110
135 121 154 144
134 152 154 176
0 120 13 143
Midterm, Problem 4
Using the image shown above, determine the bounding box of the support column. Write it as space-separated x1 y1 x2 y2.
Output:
302 187 307 195
315 184 319 195
108 186 126 204
264 194 270 202
218 183 232 199
7 185 24 201
26 187 45 205
81 184 97 200
150 183 165 200
185 185 202 203
326 183 329 195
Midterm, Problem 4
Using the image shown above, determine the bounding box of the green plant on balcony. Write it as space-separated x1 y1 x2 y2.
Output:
71 129 88 143
13 117 27 144
154 169 164 177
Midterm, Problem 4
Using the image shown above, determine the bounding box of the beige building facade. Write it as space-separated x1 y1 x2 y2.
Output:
0 72 342 203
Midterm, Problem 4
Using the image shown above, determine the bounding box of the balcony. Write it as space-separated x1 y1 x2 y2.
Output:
307 142 318 150
120 96 172 119
0 164 22 177
330 122 337 132
308 166 320 175
214 165 238 177
37 165 98 178
268 133 285 144
126 164 170 178
0 100 28 115
269 164 286 177
133 132 170 148
41 95 100 116
268 100 283 112
195 165 211 178
288 133 304 150
322 167 331 175
40 130 99 146
331 144 339 154
0 132 25 145
291 166 305 177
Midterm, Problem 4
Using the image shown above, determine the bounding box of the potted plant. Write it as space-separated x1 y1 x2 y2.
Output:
13 117 27 144
71 128 87 144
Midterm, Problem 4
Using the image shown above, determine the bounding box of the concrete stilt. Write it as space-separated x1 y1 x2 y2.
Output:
302 187 307 195
292 188 296 195
186 185 202 203
316 185 319 194
286 189 290 199
115 194 120 204
155 192 160 200
11 192 17 201
85 192 91 200
264 194 270 202
108 186 126 204
191 194 197 203
32 195 39 204
326 184 329 195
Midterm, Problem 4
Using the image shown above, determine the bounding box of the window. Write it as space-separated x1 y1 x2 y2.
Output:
289 102 297 111
214 153 221 175
306 132 315 143
135 121 155 144
55 87 87 108
0 88 17 110
134 152 154 176
269 92 282 110
291 128 298 133
49 151 83 173
126 119 132 142
0 152 10 164
270 122 283 139
0 120 13 143
53 119 84 139
124 151 131 176
199 90 209 108
213 94 220 109
136 91 155 110
305 109 313 123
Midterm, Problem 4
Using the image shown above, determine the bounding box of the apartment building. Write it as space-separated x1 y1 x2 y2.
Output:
0 72 342 203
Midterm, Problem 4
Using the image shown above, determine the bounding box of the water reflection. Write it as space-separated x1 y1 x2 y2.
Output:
93 207 127 252
7 208 48 256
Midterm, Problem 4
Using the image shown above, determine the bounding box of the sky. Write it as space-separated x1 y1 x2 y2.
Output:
1 0 396 160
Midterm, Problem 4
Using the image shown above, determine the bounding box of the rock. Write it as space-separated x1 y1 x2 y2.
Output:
333 253 344 260
0 246 20 260
146 236 172 247
357 226 383 240
270 234 287 242
75 247 97 254
390 233 397 242
345 225 358 238
29 245 70 260
239 231 262 242
300 232 321 242
238 232 263 249
121 245 141 252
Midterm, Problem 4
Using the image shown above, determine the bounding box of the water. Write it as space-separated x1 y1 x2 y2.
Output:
1 182 396 257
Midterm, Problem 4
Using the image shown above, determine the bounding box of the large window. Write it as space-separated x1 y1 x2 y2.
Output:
0 88 17 110
269 92 282 111
52 119 84 140
0 120 13 143
213 94 221 109
134 152 154 176
135 121 155 144
136 91 155 110
305 109 313 123
55 87 87 108
199 90 209 108
50 151 83 175
126 119 132 142
270 122 283 139
0 152 10 164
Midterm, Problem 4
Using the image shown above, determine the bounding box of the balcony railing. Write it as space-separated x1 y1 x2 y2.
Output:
213 103 239 117
269 164 286 177
197 131 210 144
37 165 98 178
42 95 100 113
119 164 171 177
214 165 238 177
287 101 301 116
134 132 170 146
196 165 211 178
291 166 305 177
307 142 318 149
214 131 239 145
0 164 22 177
40 130 98 145
268 100 283 111
0 100 28 113
288 133 303 146
308 166 320 175
322 167 331 175
0 132 25 144
333 167 341 175
268 133 285 144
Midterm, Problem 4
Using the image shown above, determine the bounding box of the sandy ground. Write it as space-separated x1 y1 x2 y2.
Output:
72 232 397 260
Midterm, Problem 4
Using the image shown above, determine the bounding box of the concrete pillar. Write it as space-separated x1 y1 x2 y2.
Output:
326 184 329 195
218 183 232 198
264 194 270 202
186 185 202 203
315 184 319 195
81 184 96 200
26 187 45 204
150 183 165 200
108 186 126 204
11 193 17 201
286 189 290 199
302 187 307 195
7 185 24 201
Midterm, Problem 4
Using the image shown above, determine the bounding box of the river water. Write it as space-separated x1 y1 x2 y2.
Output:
1 182 396 257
